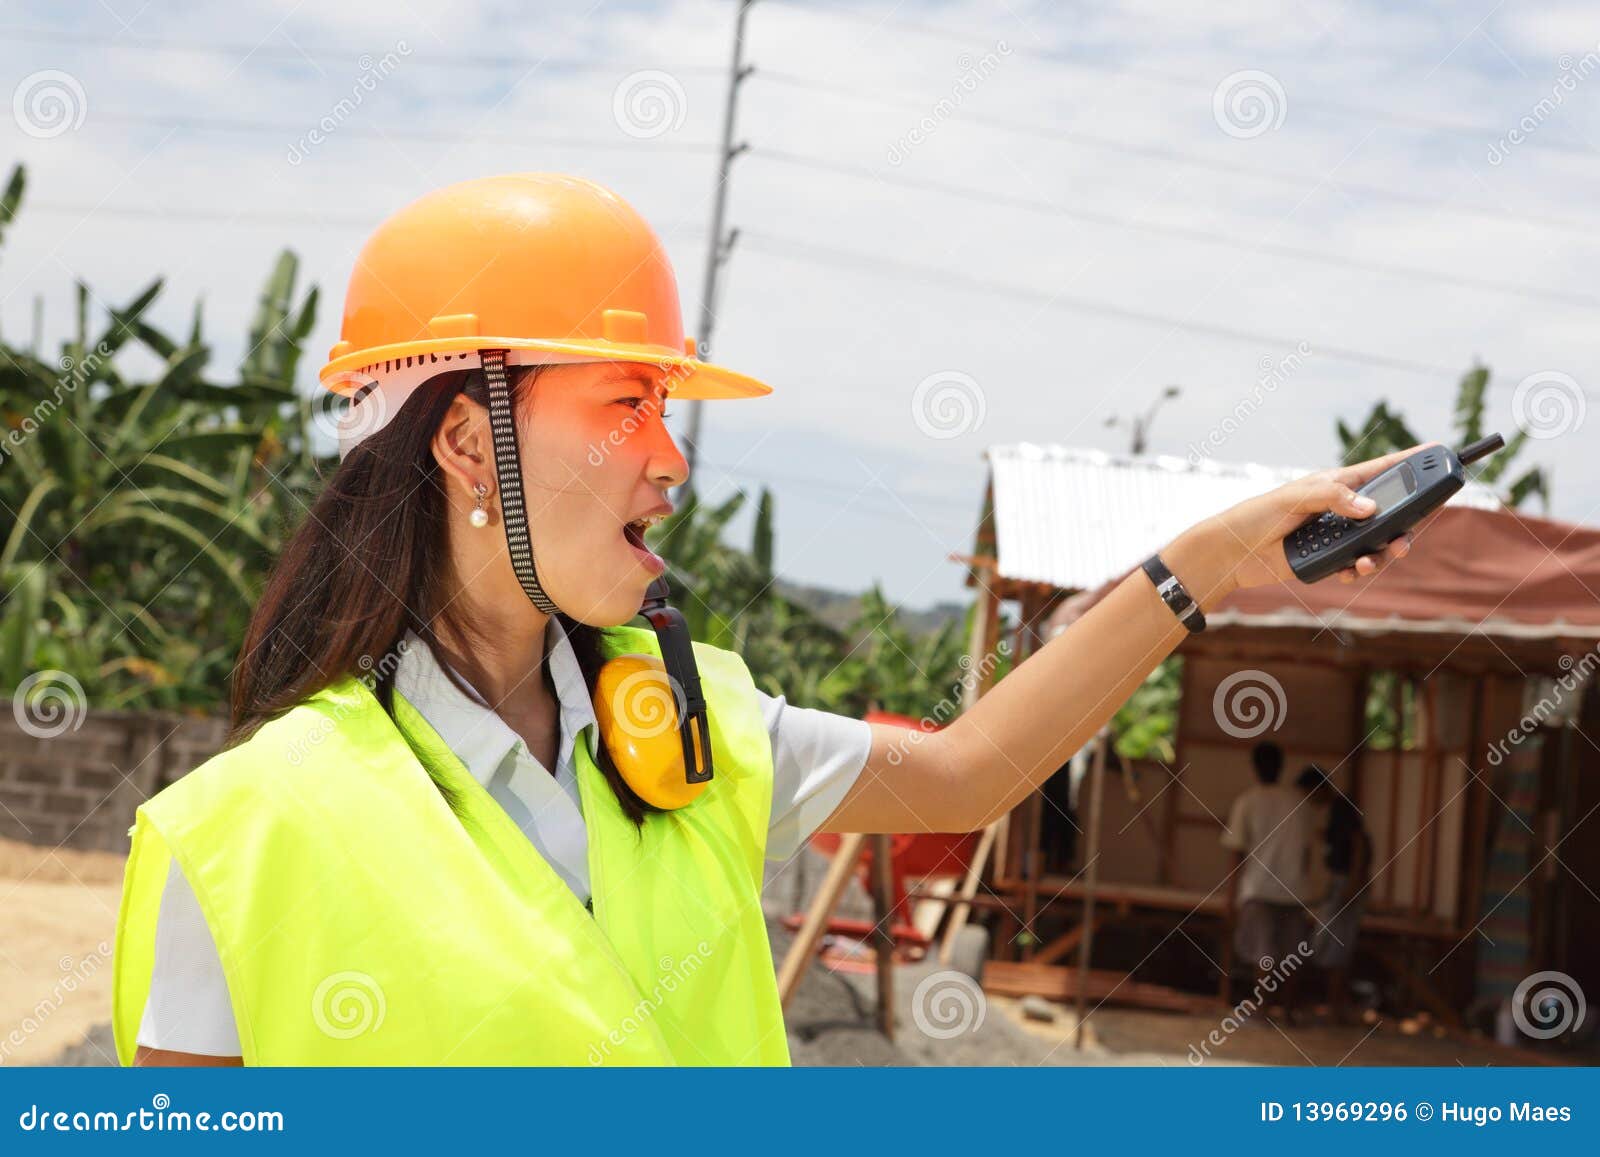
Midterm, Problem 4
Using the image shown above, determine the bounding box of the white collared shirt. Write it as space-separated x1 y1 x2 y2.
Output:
136 620 871 1055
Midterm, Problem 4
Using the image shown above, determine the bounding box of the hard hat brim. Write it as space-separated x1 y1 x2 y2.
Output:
319 337 771 400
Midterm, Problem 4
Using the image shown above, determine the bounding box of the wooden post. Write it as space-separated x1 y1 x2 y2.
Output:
1158 658 1193 885
1385 674 1404 908
1022 792 1044 959
939 822 999 965
1418 677 1441 918
1459 675 1493 932
869 833 897 1040
1074 727 1110 1049
776 832 866 1007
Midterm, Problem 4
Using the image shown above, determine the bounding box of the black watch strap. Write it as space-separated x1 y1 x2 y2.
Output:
1141 553 1207 633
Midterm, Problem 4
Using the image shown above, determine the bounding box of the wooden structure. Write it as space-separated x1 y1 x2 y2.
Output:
785 445 1600 1038
953 485 1600 1025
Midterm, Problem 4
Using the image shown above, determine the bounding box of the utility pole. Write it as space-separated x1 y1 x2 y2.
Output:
1105 384 1181 455
681 0 755 493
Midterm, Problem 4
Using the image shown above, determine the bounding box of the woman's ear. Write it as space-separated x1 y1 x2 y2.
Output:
432 392 491 495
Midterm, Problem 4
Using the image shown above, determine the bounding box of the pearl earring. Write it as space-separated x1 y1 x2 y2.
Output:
469 482 490 528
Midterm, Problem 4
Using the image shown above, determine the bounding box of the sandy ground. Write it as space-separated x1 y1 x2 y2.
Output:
13 840 1584 1068
0 838 125 1067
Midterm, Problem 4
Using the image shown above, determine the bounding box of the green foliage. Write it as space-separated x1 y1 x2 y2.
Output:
1338 362 1552 746
0 160 983 726
0 163 330 706
1112 656 1181 762
1337 361 1548 511
650 492 975 718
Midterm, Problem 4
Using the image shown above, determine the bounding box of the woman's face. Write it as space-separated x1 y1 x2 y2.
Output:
506 360 687 625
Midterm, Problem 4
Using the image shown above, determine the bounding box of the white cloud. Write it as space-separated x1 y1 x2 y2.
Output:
2 0 1595 607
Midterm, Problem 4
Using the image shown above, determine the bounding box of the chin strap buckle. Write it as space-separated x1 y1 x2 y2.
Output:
640 578 714 785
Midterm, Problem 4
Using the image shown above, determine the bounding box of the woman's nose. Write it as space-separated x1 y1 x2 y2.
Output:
649 424 690 491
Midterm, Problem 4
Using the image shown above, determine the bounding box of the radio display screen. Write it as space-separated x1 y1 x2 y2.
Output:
1365 467 1413 512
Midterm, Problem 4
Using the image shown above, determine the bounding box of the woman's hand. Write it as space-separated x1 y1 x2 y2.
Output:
1166 444 1437 606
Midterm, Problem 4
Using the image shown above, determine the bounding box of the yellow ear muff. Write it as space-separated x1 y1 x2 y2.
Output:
594 653 709 810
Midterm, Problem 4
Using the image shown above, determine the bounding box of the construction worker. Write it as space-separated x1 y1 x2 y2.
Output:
113 174 1419 1066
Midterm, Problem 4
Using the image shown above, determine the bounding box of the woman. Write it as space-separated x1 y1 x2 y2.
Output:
113 173 1419 1066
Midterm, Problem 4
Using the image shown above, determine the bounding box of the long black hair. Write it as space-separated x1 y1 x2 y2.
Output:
229 363 654 824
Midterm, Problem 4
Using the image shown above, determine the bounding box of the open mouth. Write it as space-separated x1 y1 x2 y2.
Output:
623 513 668 572
623 512 666 548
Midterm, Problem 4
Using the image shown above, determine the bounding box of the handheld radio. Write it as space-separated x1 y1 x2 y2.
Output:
1285 434 1504 583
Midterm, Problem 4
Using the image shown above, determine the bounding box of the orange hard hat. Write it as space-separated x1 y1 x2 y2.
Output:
319 173 770 451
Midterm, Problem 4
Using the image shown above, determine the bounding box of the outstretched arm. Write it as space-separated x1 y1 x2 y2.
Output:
823 446 1432 835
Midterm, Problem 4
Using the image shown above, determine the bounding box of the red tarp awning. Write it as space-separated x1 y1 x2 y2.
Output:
1056 506 1600 671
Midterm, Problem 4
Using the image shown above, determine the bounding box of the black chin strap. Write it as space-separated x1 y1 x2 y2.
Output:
481 348 561 615
480 347 715 790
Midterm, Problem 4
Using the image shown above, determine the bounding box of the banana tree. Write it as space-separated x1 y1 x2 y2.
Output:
0 164 323 705
1337 362 1548 510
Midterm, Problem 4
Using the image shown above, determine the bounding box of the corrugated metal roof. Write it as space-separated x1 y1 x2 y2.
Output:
984 443 1502 592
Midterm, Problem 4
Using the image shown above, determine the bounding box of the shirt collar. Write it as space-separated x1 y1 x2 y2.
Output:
392 618 597 788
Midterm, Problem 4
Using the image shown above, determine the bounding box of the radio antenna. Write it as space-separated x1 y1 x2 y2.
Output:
1457 433 1505 466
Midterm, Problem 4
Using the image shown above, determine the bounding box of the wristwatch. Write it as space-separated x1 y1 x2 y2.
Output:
1141 553 1207 633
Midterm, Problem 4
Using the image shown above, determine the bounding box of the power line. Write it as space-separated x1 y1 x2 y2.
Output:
757 71 1599 240
17 204 380 228
0 25 728 75
763 0 1600 160
34 110 1597 309
756 148 1599 309
19 196 1584 398
89 111 718 154
697 459 971 528
737 229 1597 399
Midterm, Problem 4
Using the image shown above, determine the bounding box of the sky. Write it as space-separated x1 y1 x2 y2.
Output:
2 0 1597 610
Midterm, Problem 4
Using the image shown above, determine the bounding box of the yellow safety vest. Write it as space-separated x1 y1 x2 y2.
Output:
112 626 790 1066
